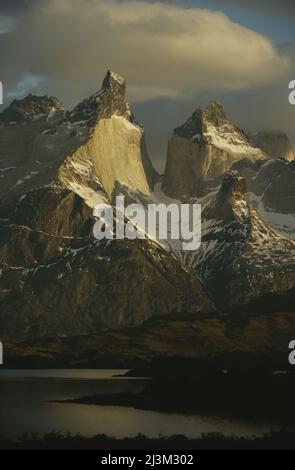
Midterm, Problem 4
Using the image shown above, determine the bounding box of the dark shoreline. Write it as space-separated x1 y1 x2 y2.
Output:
1 431 295 450
52 375 295 424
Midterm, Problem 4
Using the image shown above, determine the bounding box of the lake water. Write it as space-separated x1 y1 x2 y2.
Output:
0 369 279 440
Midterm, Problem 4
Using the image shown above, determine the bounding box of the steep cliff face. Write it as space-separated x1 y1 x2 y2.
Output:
249 131 294 162
163 102 267 198
59 70 157 202
193 171 295 309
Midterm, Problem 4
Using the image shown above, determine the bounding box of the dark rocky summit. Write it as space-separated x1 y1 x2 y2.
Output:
67 70 133 126
0 94 63 124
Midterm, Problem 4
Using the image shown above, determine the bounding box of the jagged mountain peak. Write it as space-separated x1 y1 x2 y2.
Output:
203 171 251 231
68 70 132 127
218 171 251 230
203 100 228 127
0 94 63 124
220 170 247 198
174 101 228 141
102 70 126 91
206 100 225 111
163 101 267 199
59 70 156 201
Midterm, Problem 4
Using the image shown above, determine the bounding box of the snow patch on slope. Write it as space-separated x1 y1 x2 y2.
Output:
250 192 295 240
204 123 266 161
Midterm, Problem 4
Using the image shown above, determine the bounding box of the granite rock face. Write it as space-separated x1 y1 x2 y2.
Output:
60 70 157 200
163 102 267 198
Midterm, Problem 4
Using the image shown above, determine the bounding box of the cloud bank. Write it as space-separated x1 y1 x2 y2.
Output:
0 0 291 104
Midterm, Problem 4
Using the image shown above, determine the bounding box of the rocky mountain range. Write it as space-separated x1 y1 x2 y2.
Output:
0 70 295 342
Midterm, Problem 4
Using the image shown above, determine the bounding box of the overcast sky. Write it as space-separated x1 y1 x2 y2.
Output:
0 0 294 171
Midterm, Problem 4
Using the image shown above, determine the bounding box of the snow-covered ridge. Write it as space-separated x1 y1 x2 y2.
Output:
250 192 295 240
204 122 266 160
58 148 108 208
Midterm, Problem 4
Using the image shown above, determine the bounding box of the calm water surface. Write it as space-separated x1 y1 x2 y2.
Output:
0 369 279 439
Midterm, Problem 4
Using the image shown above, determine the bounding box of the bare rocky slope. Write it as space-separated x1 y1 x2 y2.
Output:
1 72 295 343
0 71 211 341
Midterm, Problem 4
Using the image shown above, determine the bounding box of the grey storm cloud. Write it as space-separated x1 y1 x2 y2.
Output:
0 0 291 104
